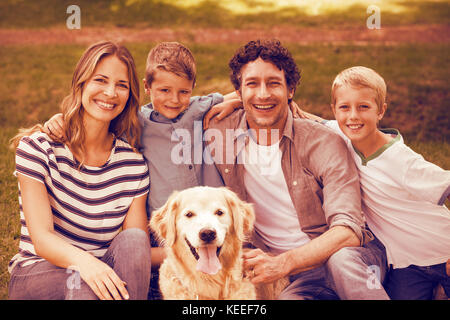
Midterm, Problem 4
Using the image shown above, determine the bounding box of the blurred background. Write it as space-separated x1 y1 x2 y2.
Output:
0 0 449 299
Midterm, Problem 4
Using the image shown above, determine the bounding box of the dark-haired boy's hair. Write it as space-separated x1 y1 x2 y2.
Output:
145 42 196 88
229 39 301 99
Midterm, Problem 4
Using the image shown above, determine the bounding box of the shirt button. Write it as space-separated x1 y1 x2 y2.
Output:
188 165 193 170
293 181 297 186
224 168 230 174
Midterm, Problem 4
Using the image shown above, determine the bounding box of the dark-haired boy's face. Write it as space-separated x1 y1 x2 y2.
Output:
145 69 193 119
237 57 293 135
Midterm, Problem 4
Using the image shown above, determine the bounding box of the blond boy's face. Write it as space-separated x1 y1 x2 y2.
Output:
144 69 193 119
332 85 386 146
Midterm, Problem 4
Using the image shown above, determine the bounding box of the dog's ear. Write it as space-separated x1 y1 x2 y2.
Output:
149 190 179 246
222 187 255 242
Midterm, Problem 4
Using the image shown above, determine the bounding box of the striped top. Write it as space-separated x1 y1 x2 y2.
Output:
9 132 149 273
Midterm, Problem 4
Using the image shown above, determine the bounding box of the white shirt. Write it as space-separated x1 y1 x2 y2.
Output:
240 136 310 254
326 120 450 268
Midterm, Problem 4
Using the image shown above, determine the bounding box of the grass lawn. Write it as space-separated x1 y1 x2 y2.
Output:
1 0 449 29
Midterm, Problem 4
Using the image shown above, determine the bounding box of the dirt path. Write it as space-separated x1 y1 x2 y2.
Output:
1 24 449 45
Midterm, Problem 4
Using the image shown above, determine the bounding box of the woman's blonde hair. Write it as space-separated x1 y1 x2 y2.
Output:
331 66 387 111
11 41 141 163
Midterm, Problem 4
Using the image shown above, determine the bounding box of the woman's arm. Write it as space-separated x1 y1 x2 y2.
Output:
122 193 149 235
123 192 165 269
18 174 129 300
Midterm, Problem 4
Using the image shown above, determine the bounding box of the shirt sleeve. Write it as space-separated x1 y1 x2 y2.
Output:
14 135 50 184
305 125 367 245
402 148 450 205
190 93 225 117
133 161 150 199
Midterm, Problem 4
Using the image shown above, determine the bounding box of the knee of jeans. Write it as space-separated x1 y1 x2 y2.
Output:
326 247 362 270
115 228 151 255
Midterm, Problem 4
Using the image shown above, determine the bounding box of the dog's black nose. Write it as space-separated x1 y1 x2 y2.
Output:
199 228 216 243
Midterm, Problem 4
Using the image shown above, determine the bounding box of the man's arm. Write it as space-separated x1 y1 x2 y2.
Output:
244 225 359 284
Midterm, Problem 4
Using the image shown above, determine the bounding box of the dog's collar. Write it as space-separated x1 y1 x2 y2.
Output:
184 237 222 260
185 237 200 260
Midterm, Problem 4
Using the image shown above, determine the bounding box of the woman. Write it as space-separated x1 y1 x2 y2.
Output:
8 41 151 300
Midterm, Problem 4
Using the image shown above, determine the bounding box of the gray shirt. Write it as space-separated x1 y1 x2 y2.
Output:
139 93 225 218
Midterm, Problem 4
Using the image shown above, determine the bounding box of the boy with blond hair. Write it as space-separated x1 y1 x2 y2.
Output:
303 66 450 299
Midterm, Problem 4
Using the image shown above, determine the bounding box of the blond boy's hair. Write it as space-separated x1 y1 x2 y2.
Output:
331 66 387 111
145 42 196 87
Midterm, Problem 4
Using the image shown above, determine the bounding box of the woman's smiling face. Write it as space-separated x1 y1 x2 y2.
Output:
81 55 130 125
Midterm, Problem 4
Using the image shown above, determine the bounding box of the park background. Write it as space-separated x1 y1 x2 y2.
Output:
0 0 448 300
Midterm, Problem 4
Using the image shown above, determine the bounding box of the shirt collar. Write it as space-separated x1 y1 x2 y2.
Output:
142 103 187 124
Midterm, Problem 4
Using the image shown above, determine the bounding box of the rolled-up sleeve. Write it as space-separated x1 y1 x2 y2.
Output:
307 126 370 245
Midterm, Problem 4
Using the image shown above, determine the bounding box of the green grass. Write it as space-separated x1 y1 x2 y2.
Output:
0 0 449 29
1 40 449 299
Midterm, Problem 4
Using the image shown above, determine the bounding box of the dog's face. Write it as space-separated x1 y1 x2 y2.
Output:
150 186 254 275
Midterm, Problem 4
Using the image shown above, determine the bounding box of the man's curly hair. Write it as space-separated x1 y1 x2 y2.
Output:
229 39 301 97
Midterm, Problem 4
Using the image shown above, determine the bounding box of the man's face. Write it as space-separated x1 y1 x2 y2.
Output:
237 58 294 134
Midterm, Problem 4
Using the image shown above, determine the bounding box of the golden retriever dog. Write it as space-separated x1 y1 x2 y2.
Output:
150 186 257 300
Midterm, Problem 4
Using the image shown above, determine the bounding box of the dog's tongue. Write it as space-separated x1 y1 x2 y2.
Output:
196 245 221 275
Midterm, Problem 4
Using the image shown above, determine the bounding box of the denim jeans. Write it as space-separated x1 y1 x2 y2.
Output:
325 236 390 300
9 228 151 300
385 262 450 300
278 265 340 300
278 236 390 300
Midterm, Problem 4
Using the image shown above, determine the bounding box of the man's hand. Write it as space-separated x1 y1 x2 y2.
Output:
43 113 65 140
243 248 288 284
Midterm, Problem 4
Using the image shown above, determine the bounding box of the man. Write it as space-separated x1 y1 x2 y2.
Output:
206 39 389 299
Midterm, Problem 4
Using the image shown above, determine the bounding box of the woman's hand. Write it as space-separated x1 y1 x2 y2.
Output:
75 253 129 300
